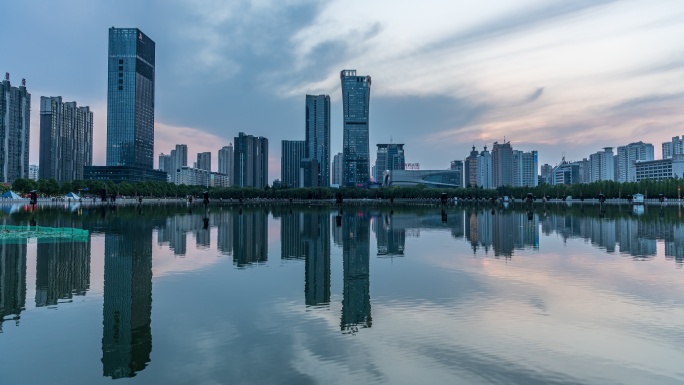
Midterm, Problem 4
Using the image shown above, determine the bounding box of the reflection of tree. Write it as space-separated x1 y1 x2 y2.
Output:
341 210 371 332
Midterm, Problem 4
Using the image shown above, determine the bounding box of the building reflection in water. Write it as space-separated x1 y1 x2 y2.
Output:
216 209 234 256
35 239 91 307
341 209 371 332
102 218 153 379
304 213 330 307
276 209 331 306
157 214 193 256
232 209 268 267
373 213 405 257
0 241 27 332
463 209 539 258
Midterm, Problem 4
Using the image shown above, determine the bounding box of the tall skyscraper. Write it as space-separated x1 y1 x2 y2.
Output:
616 142 654 183
305 95 331 186
464 146 479 187
281 140 305 188
341 70 371 187
196 152 211 172
234 132 268 188
332 152 343 186
0 74 30 183
491 141 513 187
39 97 93 182
374 144 405 182
106 27 155 169
218 144 234 186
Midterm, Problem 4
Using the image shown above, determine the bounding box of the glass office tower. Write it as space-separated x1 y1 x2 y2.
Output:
340 70 371 187
305 94 331 187
106 27 155 169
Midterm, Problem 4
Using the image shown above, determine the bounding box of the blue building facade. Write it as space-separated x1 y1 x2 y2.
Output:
106 28 155 169
340 70 371 187
305 94 331 187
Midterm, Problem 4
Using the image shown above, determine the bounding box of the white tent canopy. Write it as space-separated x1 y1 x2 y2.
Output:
1 191 22 199
64 192 80 199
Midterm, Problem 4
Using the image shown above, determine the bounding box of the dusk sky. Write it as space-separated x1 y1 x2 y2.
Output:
3 0 683 182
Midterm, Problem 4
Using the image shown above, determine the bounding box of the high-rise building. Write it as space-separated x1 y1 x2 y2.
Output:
616 142 654 183
158 153 171 173
662 136 684 159
512 150 538 187
281 140 305 188
305 95 331 186
28 165 39 181
552 159 581 185
374 144 405 182
106 27 155 169
0 74 30 183
332 152 343 186
491 141 513 187
341 70 371 187
464 146 479 187
169 144 187 184
234 132 268 188
39 97 93 182
218 144 234 186
589 147 615 182
477 146 492 189
540 164 553 184
196 152 211 172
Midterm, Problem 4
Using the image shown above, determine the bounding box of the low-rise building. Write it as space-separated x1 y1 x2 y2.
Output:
635 155 684 181
382 169 463 188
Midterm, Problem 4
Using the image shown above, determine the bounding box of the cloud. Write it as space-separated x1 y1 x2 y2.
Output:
526 87 545 103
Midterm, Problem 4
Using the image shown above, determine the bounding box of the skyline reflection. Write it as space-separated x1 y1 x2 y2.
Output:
0 203 684 383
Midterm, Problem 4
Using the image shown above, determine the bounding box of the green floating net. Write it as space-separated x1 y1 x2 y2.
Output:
0 225 89 243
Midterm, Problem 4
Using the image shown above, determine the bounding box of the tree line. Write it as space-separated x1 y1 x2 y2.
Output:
6 178 684 200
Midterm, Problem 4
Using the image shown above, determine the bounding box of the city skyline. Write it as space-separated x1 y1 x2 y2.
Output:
3 1 683 182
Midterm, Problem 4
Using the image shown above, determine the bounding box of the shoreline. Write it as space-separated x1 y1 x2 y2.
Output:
0 197 682 207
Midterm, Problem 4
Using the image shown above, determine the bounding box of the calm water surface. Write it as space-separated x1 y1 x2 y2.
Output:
1 203 683 385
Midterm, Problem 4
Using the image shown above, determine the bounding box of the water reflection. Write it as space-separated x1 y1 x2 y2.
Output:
1 203 684 383
102 217 153 379
232 209 268 267
341 209 372 333
35 240 90 307
0 241 27 331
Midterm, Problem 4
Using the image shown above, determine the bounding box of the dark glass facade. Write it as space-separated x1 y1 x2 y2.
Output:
305 95 330 187
340 70 371 187
106 28 155 169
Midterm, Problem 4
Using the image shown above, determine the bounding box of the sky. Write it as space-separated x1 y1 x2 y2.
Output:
2 0 683 183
